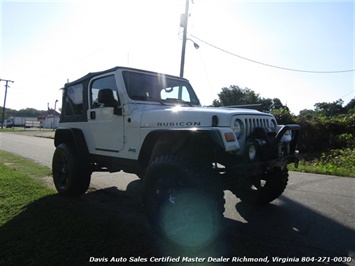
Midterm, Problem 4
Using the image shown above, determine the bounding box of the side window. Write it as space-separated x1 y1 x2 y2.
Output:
90 75 120 108
64 83 84 116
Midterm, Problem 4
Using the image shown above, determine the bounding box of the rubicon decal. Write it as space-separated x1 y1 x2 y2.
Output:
157 121 201 127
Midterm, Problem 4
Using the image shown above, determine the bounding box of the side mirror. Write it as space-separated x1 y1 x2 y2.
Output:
114 106 122 116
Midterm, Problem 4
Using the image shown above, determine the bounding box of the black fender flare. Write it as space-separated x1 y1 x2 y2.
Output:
138 129 225 167
54 128 89 157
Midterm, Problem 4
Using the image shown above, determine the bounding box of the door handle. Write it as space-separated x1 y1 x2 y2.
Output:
90 111 96 120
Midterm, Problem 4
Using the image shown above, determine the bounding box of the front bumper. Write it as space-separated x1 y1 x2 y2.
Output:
233 124 300 175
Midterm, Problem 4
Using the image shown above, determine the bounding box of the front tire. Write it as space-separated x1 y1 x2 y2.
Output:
52 143 91 197
232 167 288 205
142 155 225 248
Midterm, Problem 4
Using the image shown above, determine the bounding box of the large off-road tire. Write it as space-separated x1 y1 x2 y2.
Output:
52 143 91 197
142 155 225 248
232 167 288 205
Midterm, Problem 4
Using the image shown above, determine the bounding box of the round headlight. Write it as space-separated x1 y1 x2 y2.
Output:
233 119 244 139
248 144 257 160
281 130 292 143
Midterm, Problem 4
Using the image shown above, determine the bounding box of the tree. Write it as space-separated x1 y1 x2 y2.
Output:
345 98 355 114
271 98 286 110
17 108 44 117
0 106 46 119
212 85 260 107
0 106 17 120
212 85 288 112
299 109 317 119
314 99 346 117
271 107 295 124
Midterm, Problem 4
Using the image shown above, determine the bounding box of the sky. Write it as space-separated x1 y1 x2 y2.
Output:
0 0 354 115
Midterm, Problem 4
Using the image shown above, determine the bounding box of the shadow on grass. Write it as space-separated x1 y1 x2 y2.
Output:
0 180 155 266
0 179 354 265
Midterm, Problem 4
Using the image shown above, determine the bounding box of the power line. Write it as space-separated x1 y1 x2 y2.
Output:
339 90 354 100
190 34 355 74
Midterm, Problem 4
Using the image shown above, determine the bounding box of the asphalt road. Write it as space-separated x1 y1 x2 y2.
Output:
1 131 354 264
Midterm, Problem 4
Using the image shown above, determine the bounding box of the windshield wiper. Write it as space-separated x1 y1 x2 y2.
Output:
131 95 166 105
148 97 167 105
164 98 193 107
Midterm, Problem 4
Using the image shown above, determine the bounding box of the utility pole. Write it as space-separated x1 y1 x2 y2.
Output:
179 0 190 77
0 79 14 129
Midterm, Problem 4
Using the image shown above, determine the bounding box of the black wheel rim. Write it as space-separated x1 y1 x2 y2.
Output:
53 152 70 191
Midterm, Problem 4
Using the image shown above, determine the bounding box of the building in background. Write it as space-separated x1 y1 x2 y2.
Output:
5 108 60 129
38 108 60 129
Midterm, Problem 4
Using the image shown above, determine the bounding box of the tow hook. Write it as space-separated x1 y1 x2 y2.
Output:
294 150 300 168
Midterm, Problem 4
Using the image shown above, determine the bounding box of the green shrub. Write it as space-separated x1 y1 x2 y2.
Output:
295 113 355 155
293 148 355 177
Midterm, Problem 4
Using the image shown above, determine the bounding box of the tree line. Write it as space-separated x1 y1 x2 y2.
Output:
212 85 355 116
1 107 47 119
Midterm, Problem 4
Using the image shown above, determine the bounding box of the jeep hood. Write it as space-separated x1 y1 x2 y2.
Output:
140 106 272 128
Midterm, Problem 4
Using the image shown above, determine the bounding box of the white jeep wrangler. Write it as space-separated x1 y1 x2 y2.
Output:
52 66 299 246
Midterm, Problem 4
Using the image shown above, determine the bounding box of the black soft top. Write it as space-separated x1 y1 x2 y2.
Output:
63 66 188 89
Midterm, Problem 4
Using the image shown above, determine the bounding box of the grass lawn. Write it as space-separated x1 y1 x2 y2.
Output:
0 151 158 266
290 149 355 178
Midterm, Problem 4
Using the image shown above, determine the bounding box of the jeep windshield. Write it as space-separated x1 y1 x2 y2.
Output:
123 71 200 106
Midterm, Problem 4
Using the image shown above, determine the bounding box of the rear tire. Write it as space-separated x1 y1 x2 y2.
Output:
52 143 91 197
142 155 225 248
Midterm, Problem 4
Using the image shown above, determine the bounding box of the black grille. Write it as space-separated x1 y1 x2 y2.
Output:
244 117 273 136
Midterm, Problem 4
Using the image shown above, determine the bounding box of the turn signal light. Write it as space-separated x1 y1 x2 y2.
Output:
224 132 236 142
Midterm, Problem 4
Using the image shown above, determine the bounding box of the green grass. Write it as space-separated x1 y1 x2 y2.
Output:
0 156 53 226
0 127 25 132
0 151 53 226
0 128 54 132
0 151 160 266
290 148 355 178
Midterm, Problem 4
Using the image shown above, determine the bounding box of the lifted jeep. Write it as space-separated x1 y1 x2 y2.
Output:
52 66 299 246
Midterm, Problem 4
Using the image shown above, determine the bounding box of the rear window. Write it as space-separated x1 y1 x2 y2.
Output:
64 84 84 116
